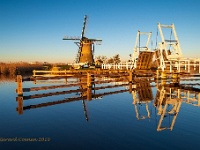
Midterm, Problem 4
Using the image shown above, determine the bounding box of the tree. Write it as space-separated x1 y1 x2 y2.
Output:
113 54 121 64
95 55 107 64
107 58 114 64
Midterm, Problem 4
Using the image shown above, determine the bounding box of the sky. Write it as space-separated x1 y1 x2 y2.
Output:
1 0 200 63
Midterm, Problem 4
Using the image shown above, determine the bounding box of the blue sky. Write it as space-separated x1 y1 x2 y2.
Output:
1 0 200 63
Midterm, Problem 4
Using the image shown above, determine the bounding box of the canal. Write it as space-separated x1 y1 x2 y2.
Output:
0 75 200 150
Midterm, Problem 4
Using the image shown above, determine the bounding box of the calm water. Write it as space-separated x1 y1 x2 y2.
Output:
0 75 200 150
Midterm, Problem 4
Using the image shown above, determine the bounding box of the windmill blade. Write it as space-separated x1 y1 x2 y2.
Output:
63 36 80 40
88 39 102 42
81 15 87 39
92 43 95 54
76 15 87 63
89 39 102 45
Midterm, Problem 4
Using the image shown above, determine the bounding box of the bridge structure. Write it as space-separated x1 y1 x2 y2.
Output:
154 23 200 75
102 23 200 78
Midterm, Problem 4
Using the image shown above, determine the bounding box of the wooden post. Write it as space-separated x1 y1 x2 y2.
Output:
188 61 190 73
170 61 172 73
178 60 180 72
87 87 92 101
16 75 23 96
194 61 196 70
199 61 200 74
161 79 166 85
87 73 92 88
161 71 166 79
33 77 36 84
177 89 180 98
156 70 160 79
16 96 23 114
33 70 35 76
172 70 177 79
129 71 133 83
129 83 132 93
87 72 93 100
185 61 187 70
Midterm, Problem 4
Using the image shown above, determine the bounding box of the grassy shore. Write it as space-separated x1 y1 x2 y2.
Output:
0 62 44 76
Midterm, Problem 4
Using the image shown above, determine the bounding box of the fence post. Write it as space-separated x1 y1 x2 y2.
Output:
16 96 23 114
16 75 23 96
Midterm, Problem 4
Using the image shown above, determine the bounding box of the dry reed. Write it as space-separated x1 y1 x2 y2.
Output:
0 62 43 75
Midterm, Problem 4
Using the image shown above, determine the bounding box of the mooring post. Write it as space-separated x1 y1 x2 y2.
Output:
198 93 200 107
16 75 23 96
16 96 23 114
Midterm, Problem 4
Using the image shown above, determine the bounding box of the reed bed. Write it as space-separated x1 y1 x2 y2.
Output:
0 62 43 75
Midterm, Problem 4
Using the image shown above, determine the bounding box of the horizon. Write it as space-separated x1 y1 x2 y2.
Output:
1 0 200 63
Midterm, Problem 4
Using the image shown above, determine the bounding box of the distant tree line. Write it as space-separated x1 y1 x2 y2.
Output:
95 54 121 65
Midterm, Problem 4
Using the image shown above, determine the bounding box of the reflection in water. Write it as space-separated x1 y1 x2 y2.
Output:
15 76 200 132
0 75 15 83
131 79 200 131
154 83 182 131
82 100 89 122
132 79 153 120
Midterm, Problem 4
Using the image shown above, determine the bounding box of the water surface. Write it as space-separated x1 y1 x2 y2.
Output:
0 76 200 150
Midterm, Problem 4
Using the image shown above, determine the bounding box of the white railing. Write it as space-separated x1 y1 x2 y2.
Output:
101 62 133 70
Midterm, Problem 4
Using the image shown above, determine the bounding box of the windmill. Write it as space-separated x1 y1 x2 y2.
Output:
63 15 102 66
